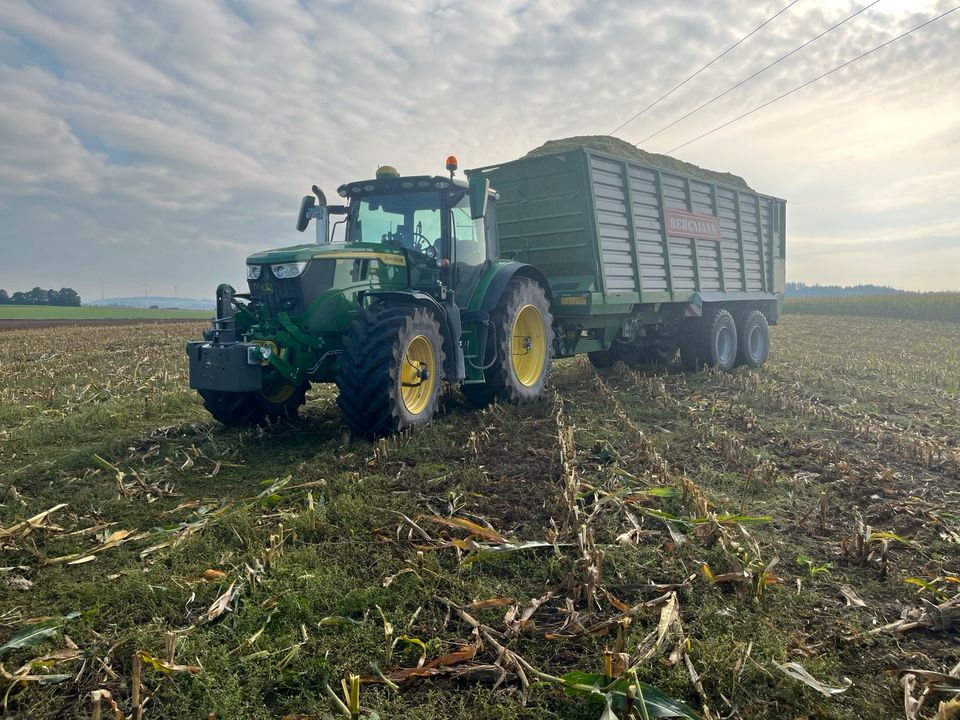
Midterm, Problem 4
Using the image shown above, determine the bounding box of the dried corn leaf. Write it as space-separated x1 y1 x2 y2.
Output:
460 540 553 566
465 597 516 610
872 596 960 634
838 584 867 608
423 516 506 543
6 576 32 591
137 651 201 674
44 529 141 565
29 648 83 664
777 661 851 696
363 642 480 684
898 669 960 692
66 556 97 566
0 663 71 685
205 580 239 623
0 503 68 539
933 698 960 720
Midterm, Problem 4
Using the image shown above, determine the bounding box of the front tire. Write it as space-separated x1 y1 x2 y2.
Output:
199 382 308 427
466 278 554 405
336 305 445 437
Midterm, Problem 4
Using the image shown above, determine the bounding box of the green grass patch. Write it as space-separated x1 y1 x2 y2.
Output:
0 305 212 320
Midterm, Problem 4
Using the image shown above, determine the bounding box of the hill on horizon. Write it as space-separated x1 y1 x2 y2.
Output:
87 296 216 310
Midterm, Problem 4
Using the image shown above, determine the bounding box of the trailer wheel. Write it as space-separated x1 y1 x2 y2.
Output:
481 278 554 403
199 382 308 427
736 309 770 367
648 343 679 366
701 308 738 371
620 342 677 367
336 304 445 437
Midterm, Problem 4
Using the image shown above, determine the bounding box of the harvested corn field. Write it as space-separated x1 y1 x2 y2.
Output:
0 316 958 719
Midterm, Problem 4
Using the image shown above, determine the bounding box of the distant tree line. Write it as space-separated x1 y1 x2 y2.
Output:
786 282 907 299
0 287 82 306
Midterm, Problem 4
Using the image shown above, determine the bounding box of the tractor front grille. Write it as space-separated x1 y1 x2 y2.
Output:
247 259 336 317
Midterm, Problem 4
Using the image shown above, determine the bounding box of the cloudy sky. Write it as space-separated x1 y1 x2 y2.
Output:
0 0 957 301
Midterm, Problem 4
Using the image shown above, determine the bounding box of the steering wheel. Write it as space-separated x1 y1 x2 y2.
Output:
411 231 435 253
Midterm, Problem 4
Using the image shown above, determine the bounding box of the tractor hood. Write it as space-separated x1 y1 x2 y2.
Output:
246 242 407 266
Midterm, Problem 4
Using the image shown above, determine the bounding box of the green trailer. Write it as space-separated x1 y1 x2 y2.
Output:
187 145 785 436
482 147 786 369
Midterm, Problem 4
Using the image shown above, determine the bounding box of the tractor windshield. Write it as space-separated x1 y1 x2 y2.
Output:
347 191 442 254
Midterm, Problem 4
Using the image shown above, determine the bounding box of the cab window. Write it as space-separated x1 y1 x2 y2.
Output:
451 198 486 266
349 192 441 251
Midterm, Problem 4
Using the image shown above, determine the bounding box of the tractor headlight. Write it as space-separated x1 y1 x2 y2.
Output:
246 265 262 280
271 261 308 279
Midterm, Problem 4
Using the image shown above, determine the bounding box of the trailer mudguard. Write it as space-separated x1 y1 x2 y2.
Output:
360 289 465 382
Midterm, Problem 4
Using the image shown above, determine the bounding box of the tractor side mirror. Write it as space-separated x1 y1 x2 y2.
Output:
296 195 315 232
467 171 489 220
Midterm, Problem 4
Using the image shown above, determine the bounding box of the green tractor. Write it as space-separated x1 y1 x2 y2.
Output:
188 158 554 437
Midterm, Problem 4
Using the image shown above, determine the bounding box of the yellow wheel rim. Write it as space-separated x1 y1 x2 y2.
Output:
261 378 296 404
511 304 546 387
400 335 436 415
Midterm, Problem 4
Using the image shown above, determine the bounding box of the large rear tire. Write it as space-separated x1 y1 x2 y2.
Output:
336 304 445 437
199 382 308 427
701 308 738 371
464 278 554 405
735 309 770 367
679 308 738 372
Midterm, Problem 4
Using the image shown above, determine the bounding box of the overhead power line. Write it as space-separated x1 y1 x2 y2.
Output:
637 0 881 146
667 5 960 153
608 0 801 136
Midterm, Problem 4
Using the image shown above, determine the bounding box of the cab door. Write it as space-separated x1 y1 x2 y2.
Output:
450 196 487 306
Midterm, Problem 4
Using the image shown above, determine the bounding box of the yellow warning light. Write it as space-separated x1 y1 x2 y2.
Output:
376 165 400 178
445 156 458 173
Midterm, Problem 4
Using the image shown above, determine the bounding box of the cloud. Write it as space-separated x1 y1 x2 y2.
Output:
0 0 957 300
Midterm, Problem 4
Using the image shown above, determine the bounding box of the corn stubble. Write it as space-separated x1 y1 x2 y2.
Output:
0 315 958 719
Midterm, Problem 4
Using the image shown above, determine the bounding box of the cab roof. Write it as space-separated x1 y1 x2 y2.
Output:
337 175 468 199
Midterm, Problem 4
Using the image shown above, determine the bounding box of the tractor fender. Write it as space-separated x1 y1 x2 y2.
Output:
476 262 552 314
462 263 552 374
360 289 465 382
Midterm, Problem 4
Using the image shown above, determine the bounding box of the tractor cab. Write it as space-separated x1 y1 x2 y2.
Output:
320 160 497 305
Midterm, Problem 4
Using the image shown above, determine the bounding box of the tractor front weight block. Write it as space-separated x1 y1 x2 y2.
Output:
187 341 263 393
